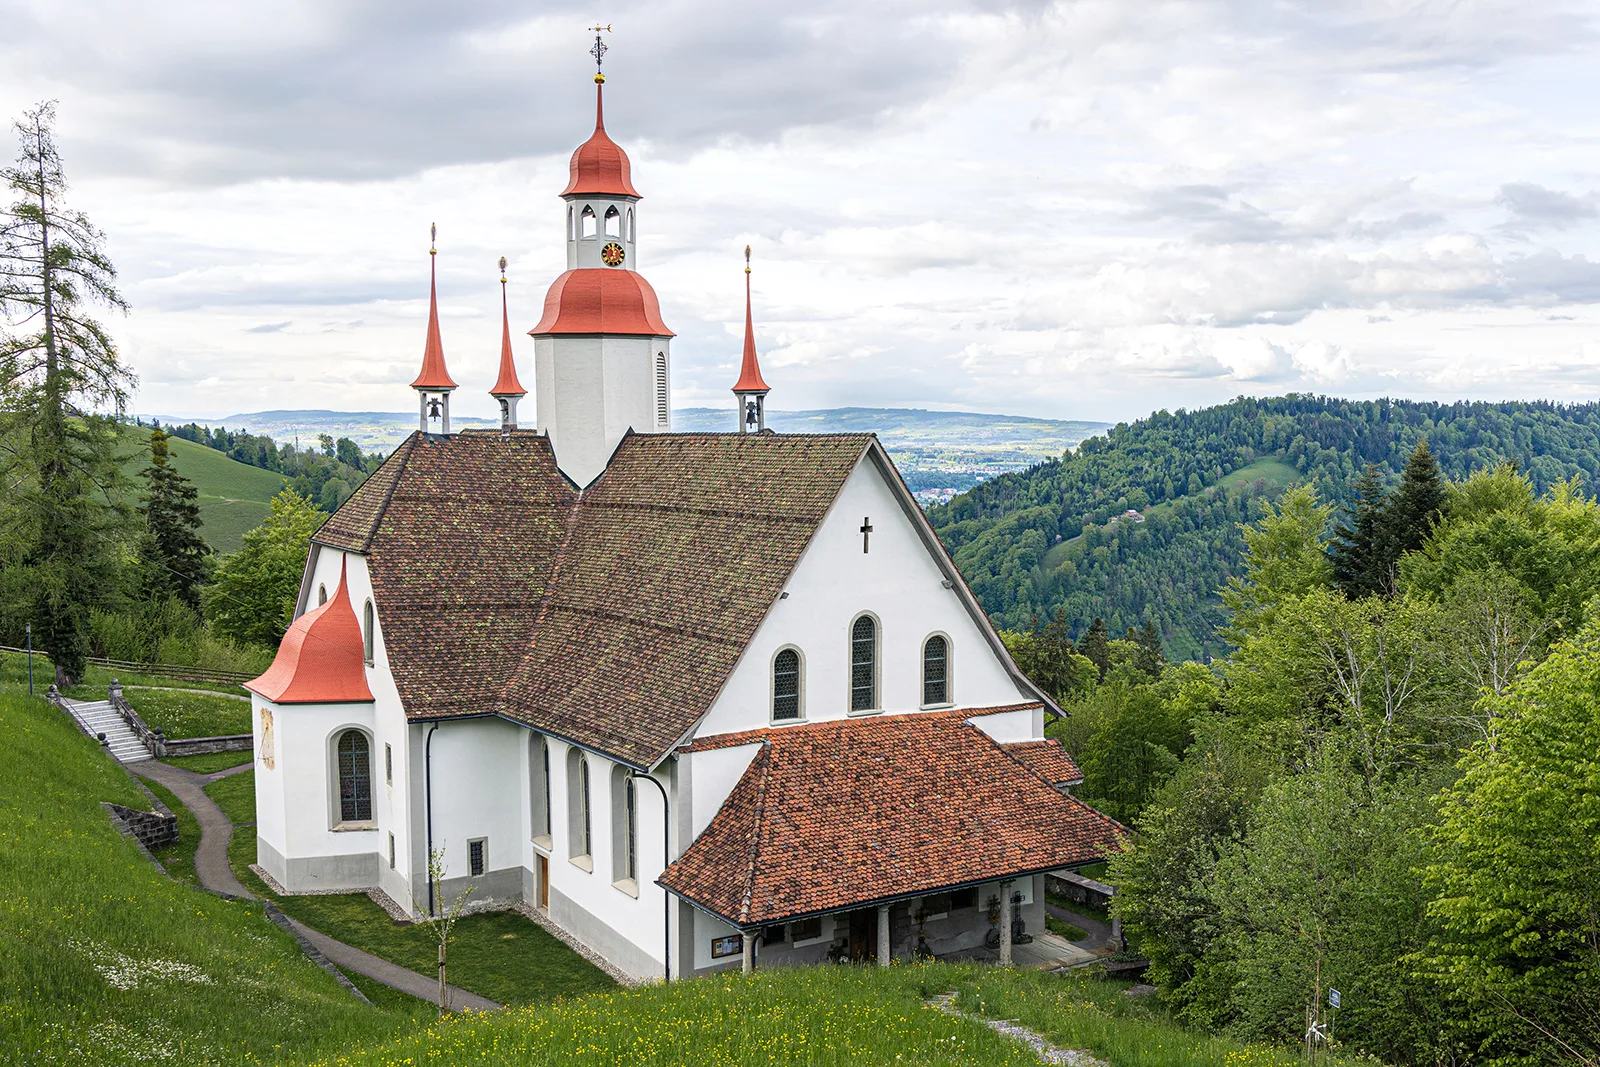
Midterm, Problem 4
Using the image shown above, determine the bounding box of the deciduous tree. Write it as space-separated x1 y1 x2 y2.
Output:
1421 620 1600 1066
205 489 325 647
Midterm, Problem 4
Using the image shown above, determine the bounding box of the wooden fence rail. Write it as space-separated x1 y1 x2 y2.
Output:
0 646 255 686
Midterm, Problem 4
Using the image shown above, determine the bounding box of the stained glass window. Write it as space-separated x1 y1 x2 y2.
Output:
923 635 949 705
773 649 801 720
337 730 371 823
851 616 877 712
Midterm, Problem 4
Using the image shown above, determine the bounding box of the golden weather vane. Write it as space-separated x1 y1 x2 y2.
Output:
430 222 437 256
499 255 507 284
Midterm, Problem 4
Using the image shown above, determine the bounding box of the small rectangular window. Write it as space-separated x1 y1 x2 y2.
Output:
950 887 978 910
388 833 396 870
790 917 823 942
763 925 787 946
469 838 486 877
385 743 392 784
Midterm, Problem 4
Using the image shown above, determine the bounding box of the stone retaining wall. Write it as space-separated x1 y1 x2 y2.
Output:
104 801 179 851
164 734 252 757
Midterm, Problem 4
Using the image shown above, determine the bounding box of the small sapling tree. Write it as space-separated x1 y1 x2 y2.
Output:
412 845 474 1016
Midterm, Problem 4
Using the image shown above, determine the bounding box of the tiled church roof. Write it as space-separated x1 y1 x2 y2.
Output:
657 710 1125 927
1002 739 1083 786
314 429 874 766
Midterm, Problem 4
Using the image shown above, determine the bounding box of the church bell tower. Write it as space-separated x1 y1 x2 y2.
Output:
530 32 674 486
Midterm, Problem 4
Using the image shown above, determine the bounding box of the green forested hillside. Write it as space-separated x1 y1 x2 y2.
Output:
118 426 284 552
930 396 1600 658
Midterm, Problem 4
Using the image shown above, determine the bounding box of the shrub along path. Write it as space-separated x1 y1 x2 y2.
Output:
133 758 501 1012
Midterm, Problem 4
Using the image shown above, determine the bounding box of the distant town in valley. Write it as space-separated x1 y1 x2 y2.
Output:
153 407 1111 503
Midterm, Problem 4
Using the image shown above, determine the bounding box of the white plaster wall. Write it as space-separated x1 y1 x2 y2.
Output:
685 743 763 838
695 457 1032 739
693 909 745 971
537 738 669 974
270 700 379 862
966 707 1044 745
534 333 671 486
252 694 286 860
421 717 526 890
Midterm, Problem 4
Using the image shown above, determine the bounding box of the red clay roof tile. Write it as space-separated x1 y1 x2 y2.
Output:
659 712 1125 926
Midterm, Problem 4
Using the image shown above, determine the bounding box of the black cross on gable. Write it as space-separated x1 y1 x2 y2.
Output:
860 516 873 553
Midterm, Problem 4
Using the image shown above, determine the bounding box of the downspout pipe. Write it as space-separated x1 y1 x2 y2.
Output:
425 723 439 916
634 772 671 983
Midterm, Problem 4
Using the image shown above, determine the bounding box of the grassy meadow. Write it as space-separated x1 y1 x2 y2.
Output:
304 964 1372 1067
123 687 252 739
0 687 426 1066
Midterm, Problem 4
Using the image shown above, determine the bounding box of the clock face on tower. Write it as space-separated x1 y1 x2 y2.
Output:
601 242 626 267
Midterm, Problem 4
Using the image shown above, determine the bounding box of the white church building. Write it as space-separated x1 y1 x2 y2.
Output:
245 52 1122 983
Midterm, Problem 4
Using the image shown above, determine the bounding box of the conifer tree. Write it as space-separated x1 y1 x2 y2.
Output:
1079 616 1112 679
1384 439 1447 557
1134 619 1165 678
137 427 210 608
0 102 132 684
1329 465 1391 598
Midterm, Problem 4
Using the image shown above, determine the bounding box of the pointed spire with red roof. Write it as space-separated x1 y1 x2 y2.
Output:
490 257 527 429
412 224 456 433
732 246 771 433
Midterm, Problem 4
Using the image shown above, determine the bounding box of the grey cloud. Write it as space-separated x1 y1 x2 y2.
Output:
1502 250 1600 304
1496 182 1598 227
245 320 291 333
3 1 994 185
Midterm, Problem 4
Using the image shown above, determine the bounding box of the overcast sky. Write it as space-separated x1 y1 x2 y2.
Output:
3 0 1597 424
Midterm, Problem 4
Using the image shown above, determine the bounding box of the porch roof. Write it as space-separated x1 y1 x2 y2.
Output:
658 708 1124 929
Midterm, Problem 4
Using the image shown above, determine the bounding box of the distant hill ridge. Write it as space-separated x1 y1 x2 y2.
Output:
928 395 1600 659
159 407 1111 496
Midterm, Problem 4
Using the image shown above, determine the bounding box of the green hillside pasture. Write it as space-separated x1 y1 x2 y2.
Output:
0 688 424 1065
125 688 252 740
119 427 284 553
1040 457 1301 574
305 964 1363 1067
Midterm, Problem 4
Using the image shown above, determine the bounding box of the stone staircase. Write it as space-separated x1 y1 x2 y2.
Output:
65 699 152 763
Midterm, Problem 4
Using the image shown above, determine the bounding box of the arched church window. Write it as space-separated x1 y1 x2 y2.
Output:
922 635 949 706
627 208 635 242
773 648 802 721
581 206 596 239
337 730 372 823
363 600 375 666
567 204 575 241
318 584 327 606
567 749 591 863
850 615 878 712
530 736 551 842
604 205 620 238
611 766 637 885
655 352 669 427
